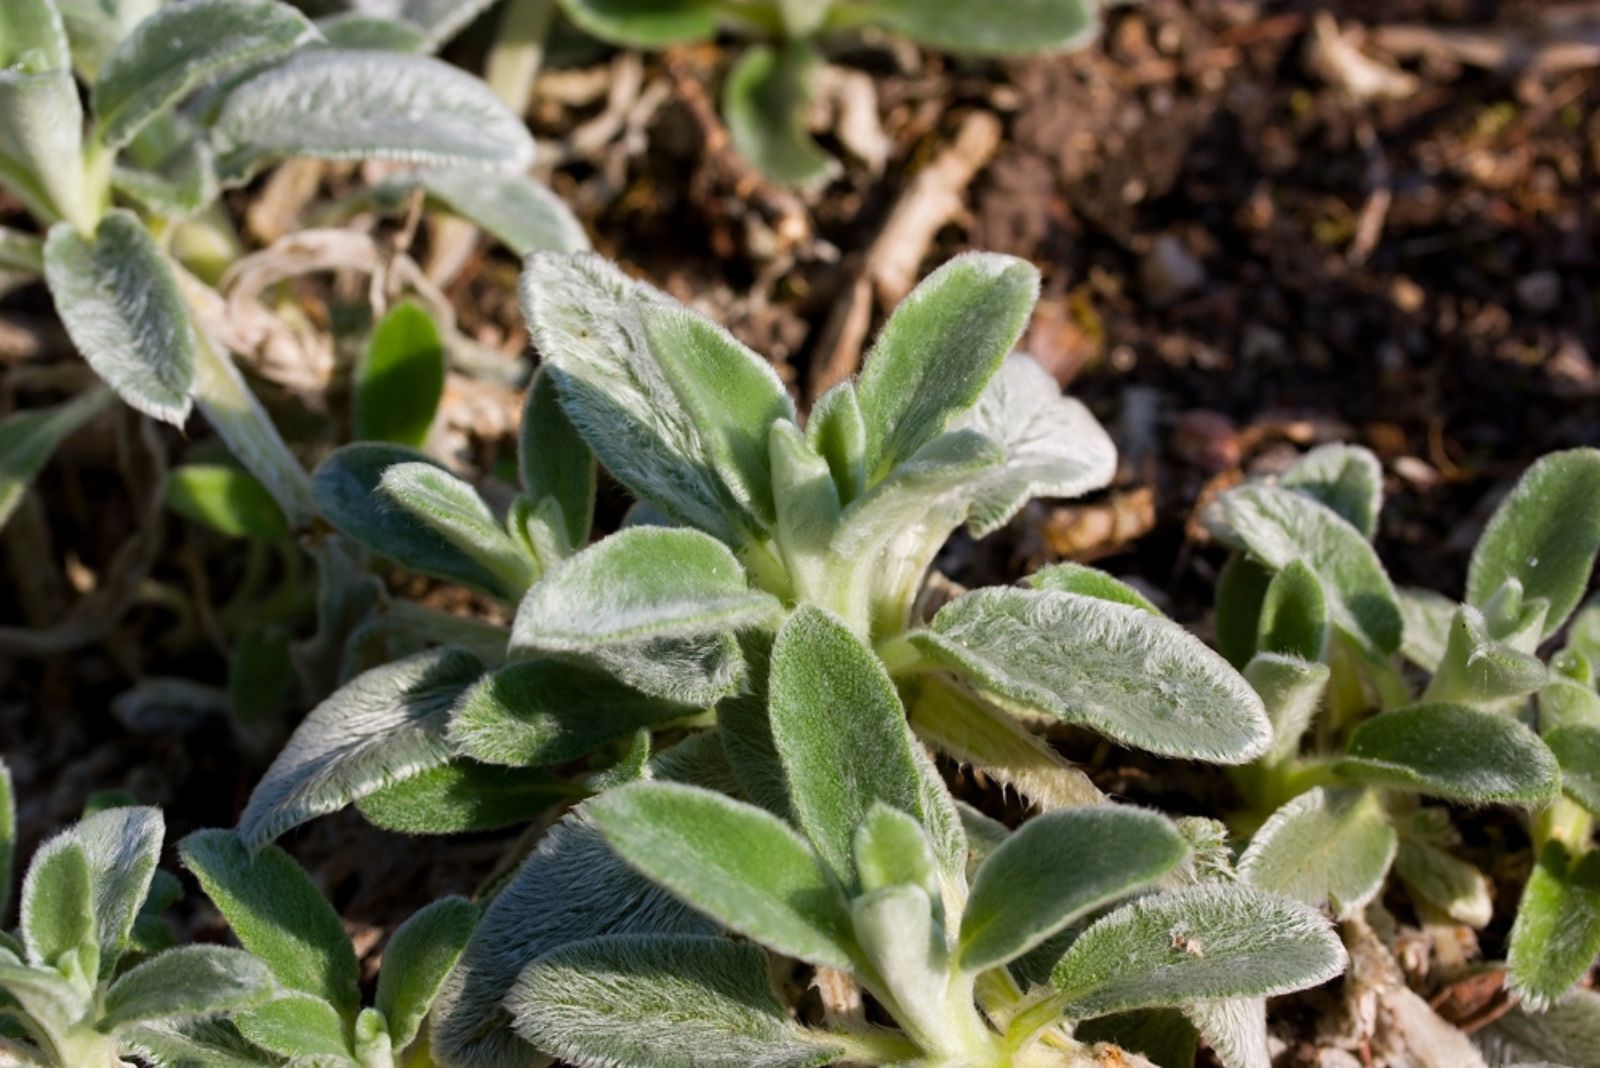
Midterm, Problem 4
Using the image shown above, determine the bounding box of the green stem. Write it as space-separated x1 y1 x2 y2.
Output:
825 1028 923 1065
185 311 316 527
484 0 556 115
0 226 44 273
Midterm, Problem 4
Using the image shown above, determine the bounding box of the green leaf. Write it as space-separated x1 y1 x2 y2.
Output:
1237 788 1397 919
636 301 796 530
1477 989 1600 1067
905 674 1104 811
379 462 537 595
1508 842 1600 1010
0 959 86 1036
0 0 89 227
179 830 359 1018
20 838 95 969
508 935 843 1068
44 211 196 425
238 648 484 848
448 656 698 768
1243 653 1330 764
372 0 502 48
523 252 788 540
768 605 928 886
863 0 1096 56
100 946 277 1030
375 897 476 1050
724 43 835 188
1257 561 1328 661
410 168 589 256
959 807 1188 972
23 806 164 974
589 782 855 969
0 386 111 532
55 0 161 81
1214 554 1272 668
352 301 445 448
853 804 938 898
805 380 867 506
855 253 1040 483
312 443 524 601
1541 675 1600 734
510 527 780 652
165 463 290 542
519 365 596 552
1051 885 1346 1019
1468 449 1600 638
1392 815 1492 927
948 353 1117 537
911 587 1271 763
555 0 722 46
314 12 430 51
122 1016 285 1068
1184 998 1268 1068
1548 725 1600 816
430 805 717 1068
828 429 1002 564
1335 703 1560 806
1217 484 1402 658
94 0 319 148
212 49 534 183
1423 605 1549 707
1398 587 1456 672
1026 562 1161 615
234 991 351 1059
1281 444 1383 539
355 759 570 834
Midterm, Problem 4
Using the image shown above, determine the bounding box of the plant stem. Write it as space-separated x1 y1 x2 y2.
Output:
485 0 556 115
185 312 316 527
0 226 44 273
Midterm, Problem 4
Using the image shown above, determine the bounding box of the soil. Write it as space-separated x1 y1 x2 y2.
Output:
3 0 1599 1062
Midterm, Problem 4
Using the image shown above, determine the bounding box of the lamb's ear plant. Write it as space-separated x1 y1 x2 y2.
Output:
0 0 565 534
0 768 276 1068
1214 446 1600 1008
553 0 1099 185
178 828 477 1068
241 249 1279 852
502 606 1346 1068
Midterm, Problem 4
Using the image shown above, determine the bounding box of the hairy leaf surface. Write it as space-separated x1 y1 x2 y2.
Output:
912 587 1271 762
1507 842 1600 1010
769 606 927 886
180 831 359 1017
959 807 1188 971
239 648 484 847
509 935 842 1068
94 0 319 147
589 782 855 969
511 527 778 652
212 49 534 182
1237 788 1396 918
1217 484 1401 658
1281 444 1383 538
100 946 276 1030
376 896 476 1049
1468 448 1600 638
1051 885 1346 1019
1336 704 1559 806
44 212 196 425
950 354 1117 536
855 253 1039 482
